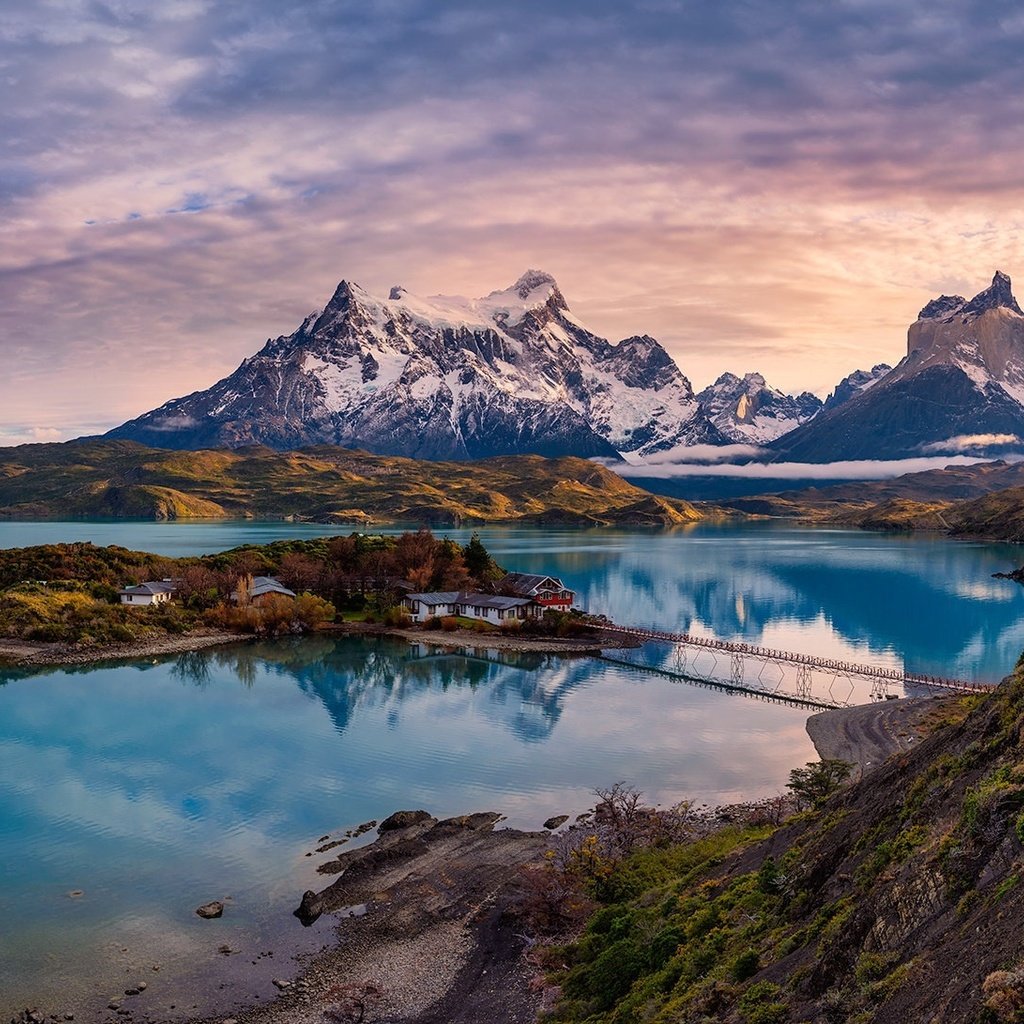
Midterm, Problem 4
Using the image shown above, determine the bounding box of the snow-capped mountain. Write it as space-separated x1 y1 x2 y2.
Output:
107 271 729 460
772 272 1024 462
695 372 822 444
821 364 892 413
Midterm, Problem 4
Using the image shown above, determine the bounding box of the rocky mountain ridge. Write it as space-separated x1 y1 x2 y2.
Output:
696 372 822 444
772 271 1024 462
105 271 821 460
107 272 733 460
104 268 1024 466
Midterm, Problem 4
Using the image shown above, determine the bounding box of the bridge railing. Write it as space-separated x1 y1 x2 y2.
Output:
599 624 994 695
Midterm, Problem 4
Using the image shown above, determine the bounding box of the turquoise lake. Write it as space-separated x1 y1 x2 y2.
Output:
1 521 1023 1016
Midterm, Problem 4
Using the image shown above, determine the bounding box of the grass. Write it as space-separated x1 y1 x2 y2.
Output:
0 439 702 526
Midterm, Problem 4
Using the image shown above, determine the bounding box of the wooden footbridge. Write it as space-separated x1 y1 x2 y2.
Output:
599 624 995 708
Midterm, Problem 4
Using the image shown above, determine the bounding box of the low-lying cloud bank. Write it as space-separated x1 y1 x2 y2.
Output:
919 433 1022 454
617 444 763 466
614 454 1017 481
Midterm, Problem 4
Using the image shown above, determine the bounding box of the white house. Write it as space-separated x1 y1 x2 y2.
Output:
497 573 575 611
119 580 176 606
403 590 538 625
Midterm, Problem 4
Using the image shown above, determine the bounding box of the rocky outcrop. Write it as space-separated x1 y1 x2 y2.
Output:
821 363 892 412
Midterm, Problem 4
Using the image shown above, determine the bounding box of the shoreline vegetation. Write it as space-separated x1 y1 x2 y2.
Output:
0 530 639 668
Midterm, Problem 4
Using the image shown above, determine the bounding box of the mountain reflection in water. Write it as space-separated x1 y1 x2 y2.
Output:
168 637 596 742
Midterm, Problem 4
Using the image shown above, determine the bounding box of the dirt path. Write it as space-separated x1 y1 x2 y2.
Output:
806 697 952 775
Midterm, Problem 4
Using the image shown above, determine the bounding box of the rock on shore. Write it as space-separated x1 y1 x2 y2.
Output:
215 810 549 1024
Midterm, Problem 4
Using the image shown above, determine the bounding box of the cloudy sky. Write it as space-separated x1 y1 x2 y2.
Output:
3 0 1024 444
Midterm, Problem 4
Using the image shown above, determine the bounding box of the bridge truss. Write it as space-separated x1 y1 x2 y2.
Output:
599 625 994 708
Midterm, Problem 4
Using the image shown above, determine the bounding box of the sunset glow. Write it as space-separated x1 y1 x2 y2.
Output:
3 1 1024 443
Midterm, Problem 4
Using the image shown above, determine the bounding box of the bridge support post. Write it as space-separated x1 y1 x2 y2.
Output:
731 652 744 686
796 664 812 699
674 645 687 675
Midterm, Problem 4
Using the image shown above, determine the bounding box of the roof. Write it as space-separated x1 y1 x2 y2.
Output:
458 594 534 610
119 581 175 596
249 576 296 598
405 591 535 610
405 591 462 606
497 572 569 596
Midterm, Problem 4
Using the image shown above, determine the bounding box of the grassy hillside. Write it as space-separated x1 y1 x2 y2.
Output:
946 486 1024 542
719 460 1024 540
0 440 702 526
545 676 1024 1023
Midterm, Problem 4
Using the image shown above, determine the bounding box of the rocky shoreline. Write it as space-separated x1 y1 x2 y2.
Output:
0 622 639 671
0 628 244 668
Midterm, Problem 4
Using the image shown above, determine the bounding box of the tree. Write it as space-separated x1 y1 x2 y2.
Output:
293 593 336 630
279 553 323 593
463 533 495 583
786 759 853 810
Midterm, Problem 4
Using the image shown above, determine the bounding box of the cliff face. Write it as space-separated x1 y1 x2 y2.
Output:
551 675 1024 1024
772 272 1024 461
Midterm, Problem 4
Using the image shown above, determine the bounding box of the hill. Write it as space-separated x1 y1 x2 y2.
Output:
0 439 701 526
545 674 1024 1023
720 459 1024 540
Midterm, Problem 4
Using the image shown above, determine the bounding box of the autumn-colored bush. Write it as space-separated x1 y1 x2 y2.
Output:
0 586 197 644
205 592 335 637
983 967 1024 1021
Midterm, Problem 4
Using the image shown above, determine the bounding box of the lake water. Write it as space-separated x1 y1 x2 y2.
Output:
1 520 1023 1017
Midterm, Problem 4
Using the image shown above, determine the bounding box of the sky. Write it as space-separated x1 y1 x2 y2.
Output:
3 0 1024 445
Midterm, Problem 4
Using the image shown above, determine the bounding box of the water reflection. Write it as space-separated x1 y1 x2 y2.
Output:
0 634 818 1017
1 521 1021 681
462 525 1024 682
167 638 599 742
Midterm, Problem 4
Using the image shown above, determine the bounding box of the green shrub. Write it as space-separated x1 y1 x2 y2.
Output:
738 981 787 1024
731 948 760 982
563 937 646 1011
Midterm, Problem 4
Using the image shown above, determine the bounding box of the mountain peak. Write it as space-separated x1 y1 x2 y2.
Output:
511 269 558 299
963 270 1022 317
919 271 1022 321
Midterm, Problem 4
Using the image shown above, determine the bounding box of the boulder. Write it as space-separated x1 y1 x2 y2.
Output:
543 814 570 830
378 810 432 832
195 900 224 919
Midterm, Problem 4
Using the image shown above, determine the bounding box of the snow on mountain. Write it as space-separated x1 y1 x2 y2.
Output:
107 271 726 460
695 372 822 444
772 272 1024 462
